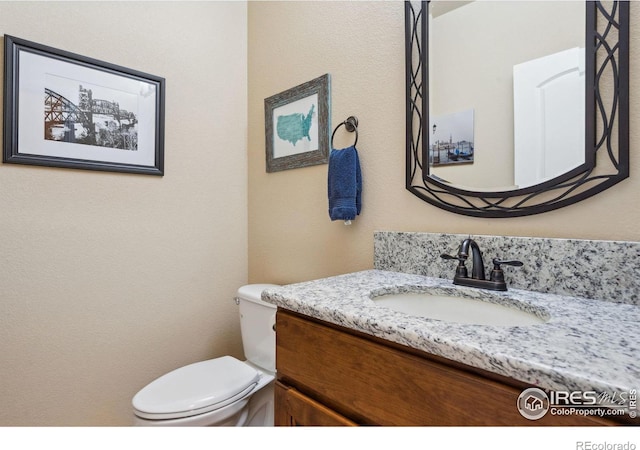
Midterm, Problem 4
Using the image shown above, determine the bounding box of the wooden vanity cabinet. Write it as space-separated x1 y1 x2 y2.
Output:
275 309 617 426
275 382 357 426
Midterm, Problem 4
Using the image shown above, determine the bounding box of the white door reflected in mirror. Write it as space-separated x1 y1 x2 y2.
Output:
513 47 585 188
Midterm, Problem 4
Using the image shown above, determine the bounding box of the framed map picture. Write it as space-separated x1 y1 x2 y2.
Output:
264 74 330 172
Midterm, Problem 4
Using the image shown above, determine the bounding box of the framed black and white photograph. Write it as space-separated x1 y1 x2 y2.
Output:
264 73 330 172
3 35 165 175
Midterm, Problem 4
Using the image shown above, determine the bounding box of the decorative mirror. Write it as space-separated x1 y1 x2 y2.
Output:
405 1 629 218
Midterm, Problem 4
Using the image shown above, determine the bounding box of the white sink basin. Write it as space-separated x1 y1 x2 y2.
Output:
372 292 547 326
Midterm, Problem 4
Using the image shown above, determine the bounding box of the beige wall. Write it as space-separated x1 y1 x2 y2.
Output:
0 2 248 425
248 1 640 286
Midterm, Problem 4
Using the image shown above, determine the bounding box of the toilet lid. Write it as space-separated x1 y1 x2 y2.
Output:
132 356 260 420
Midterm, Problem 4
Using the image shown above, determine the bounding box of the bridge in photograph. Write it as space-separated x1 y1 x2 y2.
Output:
44 86 136 144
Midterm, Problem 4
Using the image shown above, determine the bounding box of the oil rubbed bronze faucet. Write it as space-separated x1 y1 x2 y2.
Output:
440 237 523 291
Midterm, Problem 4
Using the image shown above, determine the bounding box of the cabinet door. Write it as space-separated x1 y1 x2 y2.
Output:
276 310 616 426
274 381 356 426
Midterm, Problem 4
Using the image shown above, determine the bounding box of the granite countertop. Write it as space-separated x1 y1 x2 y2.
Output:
262 269 640 397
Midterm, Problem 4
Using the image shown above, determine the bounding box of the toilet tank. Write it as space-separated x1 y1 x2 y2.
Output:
236 284 279 374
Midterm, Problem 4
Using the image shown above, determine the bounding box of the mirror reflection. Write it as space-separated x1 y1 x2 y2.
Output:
428 1 585 191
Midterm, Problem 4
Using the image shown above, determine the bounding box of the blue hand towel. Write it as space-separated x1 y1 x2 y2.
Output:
328 145 362 221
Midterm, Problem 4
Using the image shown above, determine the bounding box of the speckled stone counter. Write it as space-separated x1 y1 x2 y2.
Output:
374 231 640 305
262 269 640 401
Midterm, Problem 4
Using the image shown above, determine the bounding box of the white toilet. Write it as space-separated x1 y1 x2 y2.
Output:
132 284 279 426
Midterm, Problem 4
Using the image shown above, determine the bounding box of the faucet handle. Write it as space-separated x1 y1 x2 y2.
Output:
490 258 523 284
441 253 468 278
492 258 523 268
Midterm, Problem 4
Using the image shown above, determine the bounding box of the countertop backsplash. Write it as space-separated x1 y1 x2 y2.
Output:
374 231 640 306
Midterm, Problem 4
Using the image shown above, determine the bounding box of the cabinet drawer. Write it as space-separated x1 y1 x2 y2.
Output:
276 310 610 426
275 381 357 426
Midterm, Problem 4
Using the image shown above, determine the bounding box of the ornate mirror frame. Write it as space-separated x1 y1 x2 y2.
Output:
405 1 629 218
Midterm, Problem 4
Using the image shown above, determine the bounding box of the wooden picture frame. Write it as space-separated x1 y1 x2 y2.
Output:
264 74 330 172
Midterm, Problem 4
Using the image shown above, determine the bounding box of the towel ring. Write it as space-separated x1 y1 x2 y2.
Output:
331 116 358 149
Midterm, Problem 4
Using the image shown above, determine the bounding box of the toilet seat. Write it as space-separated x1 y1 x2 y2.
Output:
132 356 260 420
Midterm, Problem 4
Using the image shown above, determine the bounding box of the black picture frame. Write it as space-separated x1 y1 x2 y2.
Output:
3 35 165 175
264 74 330 173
